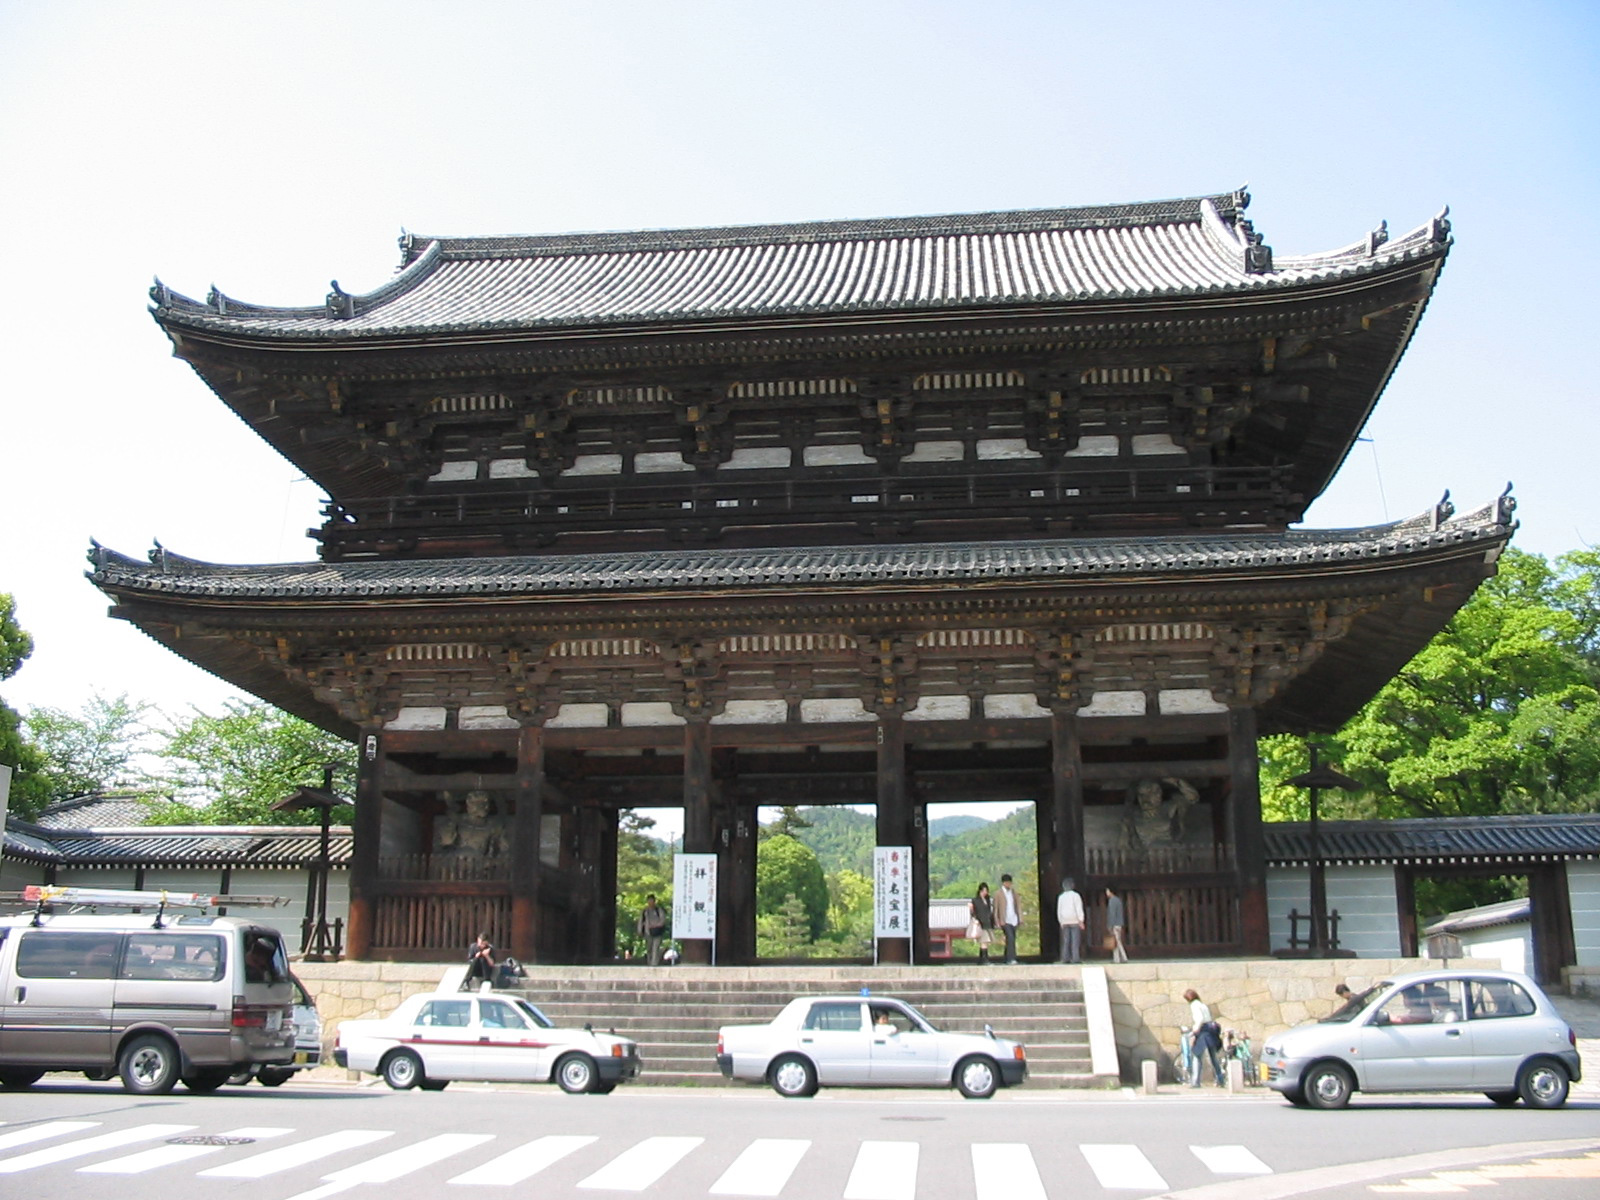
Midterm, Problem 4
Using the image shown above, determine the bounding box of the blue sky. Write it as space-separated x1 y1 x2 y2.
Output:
2 0 1597 731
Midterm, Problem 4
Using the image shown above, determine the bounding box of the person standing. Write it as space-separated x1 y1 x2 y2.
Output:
968 881 996 964
1184 988 1224 1086
637 893 667 966
1105 885 1129 962
997 873 1023 964
1056 877 1085 963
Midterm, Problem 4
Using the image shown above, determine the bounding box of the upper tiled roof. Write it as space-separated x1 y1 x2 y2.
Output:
1423 899 1532 936
2 820 353 868
31 794 161 830
90 495 1512 603
1264 813 1600 866
149 190 1451 340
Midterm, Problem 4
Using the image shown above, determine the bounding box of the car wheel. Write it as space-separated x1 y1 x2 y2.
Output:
954 1055 999 1100
418 1078 450 1091
1283 1088 1309 1107
556 1053 599 1095
0 1068 45 1090
1302 1062 1354 1110
227 1069 254 1086
592 1082 617 1095
1484 1090 1519 1107
768 1054 818 1098
182 1067 234 1093
1517 1060 1569 1109
119 1034 180 1095
257 1067 293 1087
381 1049 423 1091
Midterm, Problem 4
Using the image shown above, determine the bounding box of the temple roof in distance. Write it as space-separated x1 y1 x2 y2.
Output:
90 494 1513 604
1264 813 1600 866
149 189 1451 341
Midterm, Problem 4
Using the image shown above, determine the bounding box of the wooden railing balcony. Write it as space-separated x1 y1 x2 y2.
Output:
379 854 509 883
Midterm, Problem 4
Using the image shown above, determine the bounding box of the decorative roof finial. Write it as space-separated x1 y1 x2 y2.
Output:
149 277 172 308
205 285 226 315
1366 220 1388 255
1431 489 1455 531
326 281 355 319
1496 482 1517 526
1431 205 1452 243
148 540 169 572
1239 219 1273 274
1233 183 1251 212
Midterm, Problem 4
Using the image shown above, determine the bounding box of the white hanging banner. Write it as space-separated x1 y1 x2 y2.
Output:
873 845 912 938
673 852 718 940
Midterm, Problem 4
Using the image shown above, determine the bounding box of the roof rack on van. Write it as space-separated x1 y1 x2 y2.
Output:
9 885 290 928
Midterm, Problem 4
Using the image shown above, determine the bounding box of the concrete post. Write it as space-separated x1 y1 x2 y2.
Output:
1141 1059 1158 1094
1227 1058 1244 1093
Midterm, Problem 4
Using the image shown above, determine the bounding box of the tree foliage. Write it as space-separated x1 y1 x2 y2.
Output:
24 693 157 803
614 809 673 958
755 832 829 939
0 593 48 819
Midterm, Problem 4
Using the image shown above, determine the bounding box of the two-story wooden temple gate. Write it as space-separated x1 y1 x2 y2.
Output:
94 188 1513 964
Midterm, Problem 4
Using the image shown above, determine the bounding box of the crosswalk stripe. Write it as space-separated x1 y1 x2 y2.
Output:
79 1127 294 1175
0 1124 195 1174
326 1133 496 1183
710 1138 811 1196
577 1136 703 1191
450 1134 598 1186
844 1141 918 1200
1081 1144 1168 1191
972 1144 1046 1200
1190 1145 1272 1175
0 1121 99 1154
197 1130 394 1179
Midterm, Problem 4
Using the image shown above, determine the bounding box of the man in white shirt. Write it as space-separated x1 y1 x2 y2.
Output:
997 874 1023 964
1056 878 1085 963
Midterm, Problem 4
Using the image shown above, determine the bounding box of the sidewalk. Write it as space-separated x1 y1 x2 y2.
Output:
1550 991 1600 1099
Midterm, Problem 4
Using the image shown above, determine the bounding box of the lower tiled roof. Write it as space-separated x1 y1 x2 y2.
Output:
2 822 352 868
1265 814 1600 866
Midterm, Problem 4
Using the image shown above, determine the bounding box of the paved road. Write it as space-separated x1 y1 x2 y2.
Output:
3 1079 1598 1200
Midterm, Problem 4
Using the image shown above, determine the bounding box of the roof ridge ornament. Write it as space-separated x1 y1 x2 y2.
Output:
1496 482 1516 527
1238 216 1273 274
1430 489 1454 531
1233 184 1251 212
326 280 355 319
1431 206 1452 244
205 285 226 315
150 277 172 308
148 539 169 572
1366 220 1388 256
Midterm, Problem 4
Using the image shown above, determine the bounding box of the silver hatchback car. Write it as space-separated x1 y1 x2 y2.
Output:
1261 969 1580 1109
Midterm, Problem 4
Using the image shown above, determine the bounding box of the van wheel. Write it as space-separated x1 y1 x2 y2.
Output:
1518 1060 1569 1109
257 1067 293 1087
227 1069 254 1086
183 1068 233 1093
0 1068 45 1090
120 1035 180 1095
380 1049 423 1090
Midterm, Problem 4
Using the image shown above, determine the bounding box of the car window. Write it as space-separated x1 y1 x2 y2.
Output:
511 999 554 1028
122 932 224 981
15 930 122 979
290 975 313 1007
417 999 473 1028
1468 978 1537 1019
804 1002 865 1032
478 1000 528 1029
241 932 287 984
871 1006 912 1034
1376 981 1463 1025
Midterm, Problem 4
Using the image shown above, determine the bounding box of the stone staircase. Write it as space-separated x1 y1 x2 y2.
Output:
501 965 1095 1087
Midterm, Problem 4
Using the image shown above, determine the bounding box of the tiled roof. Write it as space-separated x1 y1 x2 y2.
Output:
1264 814 1600 866
90 496 1512 603
149 190 1450 340
2 821 352 868
1423 899 1532 936
32 794 161 830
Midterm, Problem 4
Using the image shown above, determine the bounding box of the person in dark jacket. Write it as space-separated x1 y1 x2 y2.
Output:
968 882 997 964
1105 886 1128 962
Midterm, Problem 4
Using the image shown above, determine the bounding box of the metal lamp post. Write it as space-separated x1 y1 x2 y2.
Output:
1284 745 1358 957
272 764 343 961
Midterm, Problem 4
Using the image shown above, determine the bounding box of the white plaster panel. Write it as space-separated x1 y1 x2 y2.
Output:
427 461 478 482
799 697 877 723
548 702 610 728
1065 435 1120 457
620 702 686 727
55 868 140 890
905 695 971 721
562 454 624 476
1266 867 1309 953
976 437 1041 460
488 458 537 479
983 693 1052 719
1158 688 1228 715
386 707 447 731
635 451 695 473
722 447 792 470
1268 865 1401 956
1078 691 1146 717
1459 930 1529 974
902 440 965 463
459 705 519 730
1132 433 1183 456
711 699 789 724
1569 861 1600 967
803 444 874 467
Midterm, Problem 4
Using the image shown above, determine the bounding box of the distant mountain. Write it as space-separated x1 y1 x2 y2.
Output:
929 814 989 840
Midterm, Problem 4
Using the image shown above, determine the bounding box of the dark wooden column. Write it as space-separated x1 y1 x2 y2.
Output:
724 801 759 965
596 809 620 961
876 715 912 963
1228 706 1269 955
1044 707 1085 962
510 724 545 962
346 728 383 960
682 718 715 965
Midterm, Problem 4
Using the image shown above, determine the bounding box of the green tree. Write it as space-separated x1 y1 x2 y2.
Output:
756 832 829 939
143 699 355 825
615 809 672 958
24 693 157 802
756 893 812 958
0 593 48 820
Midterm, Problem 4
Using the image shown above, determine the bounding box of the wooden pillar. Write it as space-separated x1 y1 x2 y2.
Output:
509 725 544 963
876 715 911 964
346 728 383 960
1394 867 1418 957
682 718 714 965
1045 708 1085 962
1228 706 1269 955
596 809 620 962
724 801 759 965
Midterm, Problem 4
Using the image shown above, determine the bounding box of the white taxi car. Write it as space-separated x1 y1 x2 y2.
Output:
333 990 640 1093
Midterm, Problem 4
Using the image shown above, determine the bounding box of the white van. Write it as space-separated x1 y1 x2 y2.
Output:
0 909 297 1094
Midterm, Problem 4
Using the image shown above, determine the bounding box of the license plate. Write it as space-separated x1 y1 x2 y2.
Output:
266 1011 282 1032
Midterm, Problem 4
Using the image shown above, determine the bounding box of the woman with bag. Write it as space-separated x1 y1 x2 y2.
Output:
1183 988 1225 1086
968 882 997 965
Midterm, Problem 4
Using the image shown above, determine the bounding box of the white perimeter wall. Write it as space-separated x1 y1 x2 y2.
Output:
1457 926 1530 974
1267 864 1401 956
1570 860 1600 967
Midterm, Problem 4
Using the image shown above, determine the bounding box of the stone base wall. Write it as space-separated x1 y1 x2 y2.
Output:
293 961 448 1033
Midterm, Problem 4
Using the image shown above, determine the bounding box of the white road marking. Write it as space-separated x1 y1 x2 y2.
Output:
709 1138 811 1196
198 1129 393 1178
844 1140 919 1200
972 1144 1046 1200
0 1124 195 1174
324 1133 495 1182
0 1121 99 1154
1080 1144 1168 1190
450 1134 597 1185
79 1127 294 1174
577 1135 703 1191
1190 1144 1273 1174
